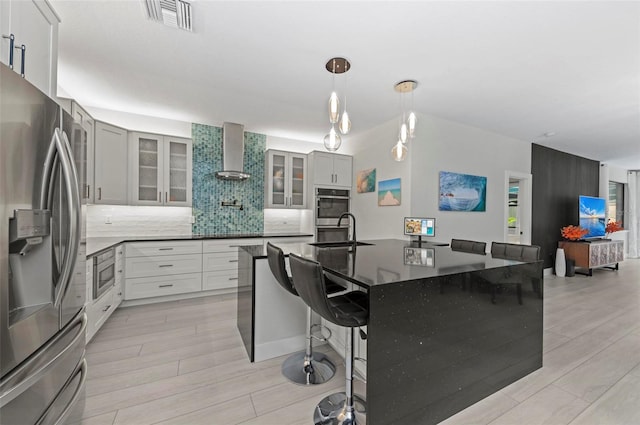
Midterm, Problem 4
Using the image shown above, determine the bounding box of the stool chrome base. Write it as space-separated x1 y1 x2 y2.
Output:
313 392 367 425
282 351 336 385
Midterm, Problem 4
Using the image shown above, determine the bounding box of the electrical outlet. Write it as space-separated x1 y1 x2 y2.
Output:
105 216 112 224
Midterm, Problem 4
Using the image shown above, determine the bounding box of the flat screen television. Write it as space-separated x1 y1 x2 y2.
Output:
579 195 606 239
404 217 435 237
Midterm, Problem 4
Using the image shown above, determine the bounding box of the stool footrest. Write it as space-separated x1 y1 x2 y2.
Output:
310 323 332 342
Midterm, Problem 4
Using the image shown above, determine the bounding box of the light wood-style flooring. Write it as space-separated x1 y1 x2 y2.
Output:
76 259 640 425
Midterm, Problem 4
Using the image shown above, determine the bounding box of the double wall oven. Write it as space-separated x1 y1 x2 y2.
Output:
315 188 350 242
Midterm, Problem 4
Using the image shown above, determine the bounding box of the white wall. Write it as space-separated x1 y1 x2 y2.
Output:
346 120 412 239
410 114 531 245
348 113 531 244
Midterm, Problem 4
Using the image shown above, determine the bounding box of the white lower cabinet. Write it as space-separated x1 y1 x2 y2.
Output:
87 286 116 342
202 239 262 291
114 244 125 304
126 273 202 300
86 244 124 342
124 240 202 301
126 254 203 279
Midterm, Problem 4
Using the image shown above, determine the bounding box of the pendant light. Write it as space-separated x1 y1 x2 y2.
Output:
391 80 418 161
324 57 351 151
324 125 342 152
391 139 407 162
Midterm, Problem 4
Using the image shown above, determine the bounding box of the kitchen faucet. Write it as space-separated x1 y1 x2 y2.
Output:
337 212 356 248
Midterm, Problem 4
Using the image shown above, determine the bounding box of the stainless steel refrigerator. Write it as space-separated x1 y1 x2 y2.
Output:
1 63 87 424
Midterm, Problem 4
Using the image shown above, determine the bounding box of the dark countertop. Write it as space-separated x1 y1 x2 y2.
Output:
86 232 313 257
241 239 529 288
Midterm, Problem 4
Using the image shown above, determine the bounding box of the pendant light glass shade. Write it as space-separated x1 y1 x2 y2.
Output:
400 122 408 144
391 139 407 161
408 112 417 138
339 110 351 134
324 126 342 152
328 91 340 124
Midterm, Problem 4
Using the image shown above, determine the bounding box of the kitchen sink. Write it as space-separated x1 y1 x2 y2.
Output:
308 241 374 248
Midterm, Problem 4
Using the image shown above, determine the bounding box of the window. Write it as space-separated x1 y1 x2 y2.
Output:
608 181 625 227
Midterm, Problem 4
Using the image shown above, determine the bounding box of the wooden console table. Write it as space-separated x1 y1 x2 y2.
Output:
558 240 624 276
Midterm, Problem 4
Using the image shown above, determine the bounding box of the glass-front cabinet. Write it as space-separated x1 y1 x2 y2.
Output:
130 132 192 206
265 150 307 209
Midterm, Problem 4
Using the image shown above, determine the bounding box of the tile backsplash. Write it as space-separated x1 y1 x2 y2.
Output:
86 205 193 237
191 123 266 235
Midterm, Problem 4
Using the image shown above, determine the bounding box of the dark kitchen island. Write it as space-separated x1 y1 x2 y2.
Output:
237 239 543 425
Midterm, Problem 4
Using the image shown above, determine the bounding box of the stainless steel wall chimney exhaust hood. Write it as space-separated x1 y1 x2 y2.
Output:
215 122 250 180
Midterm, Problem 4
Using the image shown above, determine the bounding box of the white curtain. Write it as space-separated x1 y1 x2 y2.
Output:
628 171 639 258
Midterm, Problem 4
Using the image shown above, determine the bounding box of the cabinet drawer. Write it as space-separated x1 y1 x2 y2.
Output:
89 286 115 331
126 253 202 278
126 241 202 258
202 238 262 253
203 270 238 291
125 273 202 300
203 252 239 272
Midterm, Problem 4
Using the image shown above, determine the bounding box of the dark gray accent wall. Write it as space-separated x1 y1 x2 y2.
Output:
531 144 600 268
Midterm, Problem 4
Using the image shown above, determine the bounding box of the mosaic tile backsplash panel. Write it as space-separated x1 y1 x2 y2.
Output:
191 123 265 235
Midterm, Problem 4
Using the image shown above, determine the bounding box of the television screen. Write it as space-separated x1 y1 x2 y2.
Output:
579 195 606 239
404 217 435 237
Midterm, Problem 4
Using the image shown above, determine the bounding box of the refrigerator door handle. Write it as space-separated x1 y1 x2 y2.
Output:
35 359 87 425
53 130 81 308
0 312 87 408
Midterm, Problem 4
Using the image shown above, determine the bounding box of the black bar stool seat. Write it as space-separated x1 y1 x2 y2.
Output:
290 252 369 425
266 242 340 385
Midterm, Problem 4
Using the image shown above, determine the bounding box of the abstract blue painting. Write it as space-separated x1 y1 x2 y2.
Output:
439 171 487 212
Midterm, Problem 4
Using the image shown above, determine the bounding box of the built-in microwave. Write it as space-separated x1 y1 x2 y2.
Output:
93 248 115 299
315 188 350 226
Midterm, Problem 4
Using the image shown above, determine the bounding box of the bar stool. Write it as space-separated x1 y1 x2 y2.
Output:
266 242 341 385
289 252 368 425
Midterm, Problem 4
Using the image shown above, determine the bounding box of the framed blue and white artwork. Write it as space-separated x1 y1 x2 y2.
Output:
439 171 487 212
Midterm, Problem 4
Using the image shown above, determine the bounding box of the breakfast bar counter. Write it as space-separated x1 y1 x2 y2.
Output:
237 239 543 425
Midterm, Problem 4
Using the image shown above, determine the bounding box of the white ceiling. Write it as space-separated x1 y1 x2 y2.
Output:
52 0 640 170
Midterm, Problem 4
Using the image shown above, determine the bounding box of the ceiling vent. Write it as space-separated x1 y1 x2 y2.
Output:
144 0 193 32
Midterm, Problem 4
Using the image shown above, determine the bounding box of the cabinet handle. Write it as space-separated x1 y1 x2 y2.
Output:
118 292 122 296
158 248 173 251
86 184 90 199
158 264 173 268
228 259 238 263
158 191 161 203
18 44 25 77
228 277 238 281
102 305 111 312
98 187 102 200
159 284 173 288
165 192 168 203
2 34 14 69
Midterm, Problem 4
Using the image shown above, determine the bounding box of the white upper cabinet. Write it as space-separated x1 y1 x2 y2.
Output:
71 101 95 203
308 151 352 188
129 132 192 207
265 150 307 209
0 0 59 97
94 121 129 205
